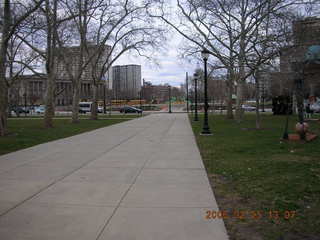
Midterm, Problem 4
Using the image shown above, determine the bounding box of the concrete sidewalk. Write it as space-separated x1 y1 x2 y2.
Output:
0 114 228 240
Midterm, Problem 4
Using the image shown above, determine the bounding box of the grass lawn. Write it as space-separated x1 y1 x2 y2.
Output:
8 113 142 119
0 117 136 156
190 113 320 240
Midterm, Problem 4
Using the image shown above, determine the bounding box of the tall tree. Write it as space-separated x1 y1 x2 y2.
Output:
0 0 44 136
54 0 165 121
88 0 165 120
43 0 58 128
151 0 317 121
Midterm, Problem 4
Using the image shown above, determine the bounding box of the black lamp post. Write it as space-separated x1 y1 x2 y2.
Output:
194 73 199 121
103 83 106 114
139 89 142 115
168 85 172 113
186 72 189 113
23 93 27 117
282 96 290 140
201 49 212 135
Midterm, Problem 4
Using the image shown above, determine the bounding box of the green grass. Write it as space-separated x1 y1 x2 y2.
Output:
0 117 135 156
8 114 142 119
190 114 320 240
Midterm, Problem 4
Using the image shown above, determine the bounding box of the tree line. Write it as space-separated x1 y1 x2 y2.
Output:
0 0 319 135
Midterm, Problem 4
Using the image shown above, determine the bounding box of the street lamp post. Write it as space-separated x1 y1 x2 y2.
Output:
282 96 290 140
201 49 212 135
168 85 172 113
103 83 106 114
23 93 27 117
139 90 142 115
194 73 199 121
186 72 189 113
261 82 266 112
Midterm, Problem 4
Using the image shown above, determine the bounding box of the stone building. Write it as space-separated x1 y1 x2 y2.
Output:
9 74 47 107
141 81 172 103
271 17 320 97
54 44 112 107
112 65 141 100
10 44 112 109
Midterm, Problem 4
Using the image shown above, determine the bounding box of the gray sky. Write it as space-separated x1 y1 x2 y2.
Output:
114 33 196 87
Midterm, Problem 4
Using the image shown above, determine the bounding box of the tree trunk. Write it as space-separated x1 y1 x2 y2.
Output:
0 48 8 135
90 84 98 120
0 0 10 136
255 79 261 129
236 27 246 123
44 72 55 128
0 83 8 136
226 79 234 119
235 81 244 122
71 81 80 123
226 69 234 119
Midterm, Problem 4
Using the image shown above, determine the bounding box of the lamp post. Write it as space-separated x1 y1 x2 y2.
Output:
139 89 142 115
186 72 189 113
103 83 106 114
282 96 290 140
194 73 199 121
201 49 212 135
168 85 172 113
23 93 27 117
262 84 266 112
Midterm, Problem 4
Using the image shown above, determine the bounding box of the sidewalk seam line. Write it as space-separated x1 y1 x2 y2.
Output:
95 116 177 240
0 116 156 218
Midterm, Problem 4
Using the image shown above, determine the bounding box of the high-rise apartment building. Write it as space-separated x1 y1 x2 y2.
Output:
112 65 141 99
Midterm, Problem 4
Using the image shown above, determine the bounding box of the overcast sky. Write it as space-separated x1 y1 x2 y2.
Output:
114 33 197 88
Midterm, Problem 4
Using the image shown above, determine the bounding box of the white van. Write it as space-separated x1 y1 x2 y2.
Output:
79 102 103 113
79 102 92 113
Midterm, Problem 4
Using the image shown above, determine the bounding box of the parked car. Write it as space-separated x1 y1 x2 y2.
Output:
310 102 320 113
11 106 29 114
120 106 142 114
35 105 45 114
242 104 256 112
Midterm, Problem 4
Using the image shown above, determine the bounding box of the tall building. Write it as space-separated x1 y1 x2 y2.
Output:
112 65 141 99
10 44 113 109
55 43 112 106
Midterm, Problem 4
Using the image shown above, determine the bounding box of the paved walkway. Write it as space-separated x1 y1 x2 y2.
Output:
0 114 228 240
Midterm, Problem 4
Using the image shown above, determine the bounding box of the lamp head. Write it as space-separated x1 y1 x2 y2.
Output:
201 49 210 60
193 73 198 79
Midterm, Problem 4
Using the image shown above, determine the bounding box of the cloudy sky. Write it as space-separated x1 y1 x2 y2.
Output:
114 33 197 87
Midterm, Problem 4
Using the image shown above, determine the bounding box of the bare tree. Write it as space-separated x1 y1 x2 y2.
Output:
151 0 317 122
18 0 81 126
88 0 166 120
5 32 41 114
0 0 44 136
